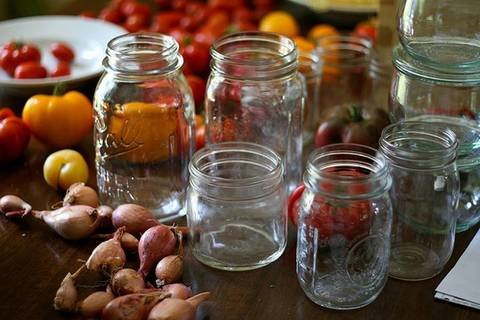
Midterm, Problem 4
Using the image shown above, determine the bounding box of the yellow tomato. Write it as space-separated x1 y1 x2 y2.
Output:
307 24 339 43
22 91 93 149
43 149 89 191
293 36 315 52
259 11 299 38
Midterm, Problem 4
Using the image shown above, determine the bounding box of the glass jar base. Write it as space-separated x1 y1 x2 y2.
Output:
455 215 480 233
389 243 444 281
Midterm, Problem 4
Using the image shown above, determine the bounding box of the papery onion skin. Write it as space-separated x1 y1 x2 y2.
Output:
155 255 184 285
138 225 177 278
112 204 159 235
146 292 210 320
78 291 115 318
0 195 32 217
87 228 126 273
53 265 85 312
112 268 145 296
101 291 170 320
63 182 99 207
162 284 192 300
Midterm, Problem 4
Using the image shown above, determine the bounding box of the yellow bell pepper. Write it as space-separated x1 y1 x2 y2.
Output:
22 91 93 149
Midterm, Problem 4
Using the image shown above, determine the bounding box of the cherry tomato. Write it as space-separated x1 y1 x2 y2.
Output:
0 45 17 76
14 61 47 79
1 42 41 76
208 0 245 10
182 42 210 75
0 109 30 164
353 21 377 44
50 42 75 62
15 44 41 64
50 61 71 77
168 28 191 47
79 11 96 18
149 11 183 33
195 125 205 150
193 26 219 48
123 13 148 32
99 7 124 24
287 183 305 226
121 1 151 19
171 0 188 10
234 7 256 22
43 149 89 191
186 75 206 110
206 11 230 31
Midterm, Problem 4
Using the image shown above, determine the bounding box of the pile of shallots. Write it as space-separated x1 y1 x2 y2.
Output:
0 184 210 320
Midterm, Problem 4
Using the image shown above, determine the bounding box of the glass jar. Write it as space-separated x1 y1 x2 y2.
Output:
398 0 480 71
390 45 480 232
316 35 372 119
204 31 304 193
364 51 393 112
379 121 460 281
296 144 392 310
187 142 287 271
94 33 195 221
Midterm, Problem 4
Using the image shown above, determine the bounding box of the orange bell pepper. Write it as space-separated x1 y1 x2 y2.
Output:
22 91 93 149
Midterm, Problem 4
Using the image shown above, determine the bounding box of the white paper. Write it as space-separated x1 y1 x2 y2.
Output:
435 229 480 308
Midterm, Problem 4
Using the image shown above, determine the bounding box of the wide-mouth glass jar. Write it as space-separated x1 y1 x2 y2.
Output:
390 44 480 232
296 144 392 310
94 33 195 221
379 121 460 281
204 31 304 193
187 142 287 271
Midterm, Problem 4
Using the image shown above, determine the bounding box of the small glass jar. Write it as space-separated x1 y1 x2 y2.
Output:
390 45 480 232
379 121 460 281
296 144 392 310
187 142 287 271
94 33 195 221
204 31 304 193
364 51 393 112
316 35 372 119
398 0 480 71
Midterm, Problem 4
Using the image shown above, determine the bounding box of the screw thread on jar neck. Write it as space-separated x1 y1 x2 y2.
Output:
316 35 372 69
210 31 298 80
103 32 183 79
379 121 458 169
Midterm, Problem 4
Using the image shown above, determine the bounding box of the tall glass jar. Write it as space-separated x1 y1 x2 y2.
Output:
379 121 460 281
204 32 304 193
390 45 480 232
364 51 393 112
296 144 392 310
398 0 480 71
94 33 195 221
187 142 287 271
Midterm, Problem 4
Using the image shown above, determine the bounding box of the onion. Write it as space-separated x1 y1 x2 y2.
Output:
112 268 145 296
53 264 85 312
162 284 192 300
92 232 139 253
138 225 177 278
97 205 114 229
87 227 126 273
63 182 99 207
102 291 170 320
78 290 115 318
0 195 32 217
112 204 159 235
155 231 184 285
147 292 210 320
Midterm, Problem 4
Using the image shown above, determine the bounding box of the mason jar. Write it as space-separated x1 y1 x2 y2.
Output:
93 33 195 221
295 144 392 310
204 31 304 193
398 0 480 71
364 51 393 112
379 121 460 281
187 142 287 271
390 45 480 232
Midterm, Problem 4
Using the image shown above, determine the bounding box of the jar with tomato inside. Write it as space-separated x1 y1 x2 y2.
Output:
294 144 392 310
93 33 195 221
390 45 480 232
204 32 304 193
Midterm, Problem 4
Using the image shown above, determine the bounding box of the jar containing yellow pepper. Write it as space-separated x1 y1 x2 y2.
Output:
93 33 195 221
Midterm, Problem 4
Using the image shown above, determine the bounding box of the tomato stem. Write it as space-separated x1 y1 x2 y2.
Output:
348 105 364 123
52 83 67 97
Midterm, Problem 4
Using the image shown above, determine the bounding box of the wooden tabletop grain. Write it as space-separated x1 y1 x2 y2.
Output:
0 138 479 320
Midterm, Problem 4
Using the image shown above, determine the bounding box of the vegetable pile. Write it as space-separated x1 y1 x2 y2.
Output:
0 187 210 320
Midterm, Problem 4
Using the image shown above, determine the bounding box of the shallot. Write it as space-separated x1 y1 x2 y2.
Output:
155 231 184 285
162 284 192 300
102 291 170 320
147 292 210 320
97 205 114 229
78 290 115 318
112 204 159 235
53 264 85 312
92 232 139 253
87 227 126 273
138 225 177 278
0 195 32 217
63 182 99 207
112 268 145 296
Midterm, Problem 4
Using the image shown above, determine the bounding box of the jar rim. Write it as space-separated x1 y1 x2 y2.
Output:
392 45 480 85
315 35 372 68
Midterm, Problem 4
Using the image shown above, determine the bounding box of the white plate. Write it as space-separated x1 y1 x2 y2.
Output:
0 15 126 87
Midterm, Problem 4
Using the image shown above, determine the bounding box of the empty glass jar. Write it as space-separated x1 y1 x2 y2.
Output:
94 33 195 221
398 0 480 70
187 142 287 271
379 121 460 281
390 45 480 232
204 31 304 193
296 144 392 310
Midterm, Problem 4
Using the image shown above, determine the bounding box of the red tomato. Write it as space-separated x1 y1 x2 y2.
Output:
206 11 230 30
150 11 183 33
14 61 47 79
208 0 245 10
0 108 16 120
1 42 41 76
230 20 257 32
0 45 17 76
182 42 210 75
168 28 191 46
121 1 151 19
353 21 377 43
0 109 30 163
50 61 71 77
195 124 205 150
15 44 41 64
50 42 75 62
208 117 236 143
193 27 219 48
99 7 124 24
288 183 305 226
186 75 206 109
123 13 148 32
79 11 96 18
171 0 188 10
234 7 256 22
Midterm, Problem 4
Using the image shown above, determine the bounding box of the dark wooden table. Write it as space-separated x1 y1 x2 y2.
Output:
0 138 479 320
